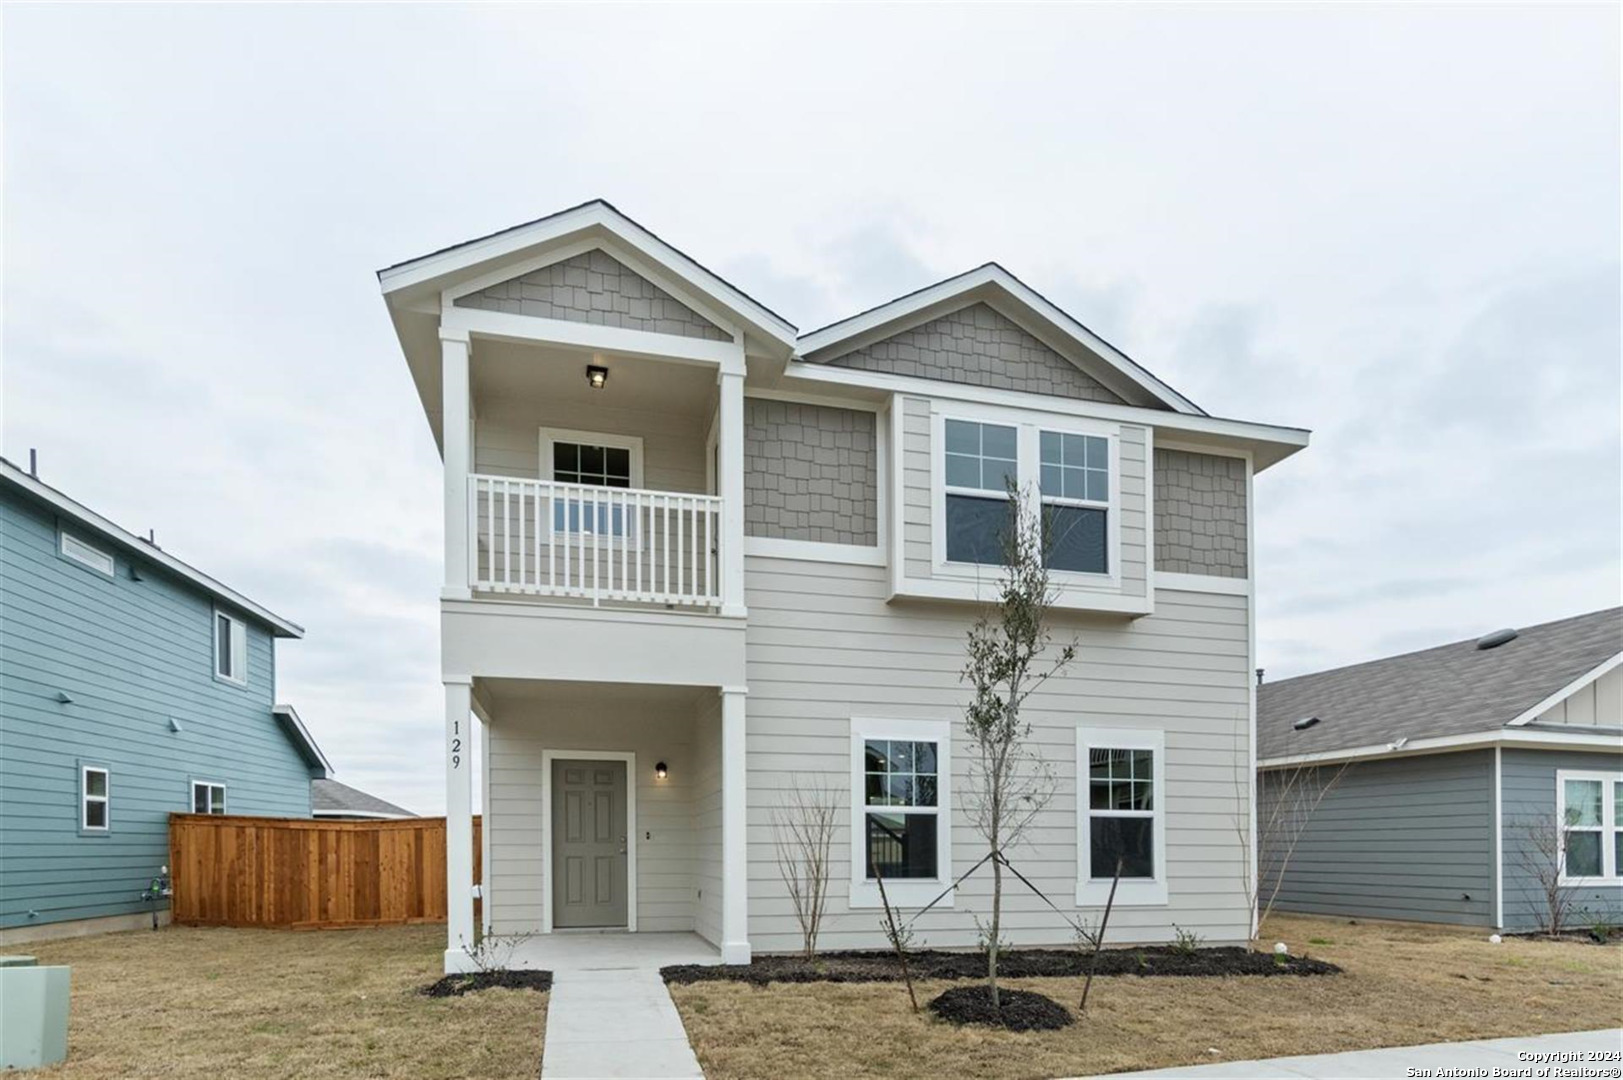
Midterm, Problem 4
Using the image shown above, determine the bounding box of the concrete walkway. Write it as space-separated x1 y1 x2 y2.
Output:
525 932 718 1079
1072 1028 1623 1079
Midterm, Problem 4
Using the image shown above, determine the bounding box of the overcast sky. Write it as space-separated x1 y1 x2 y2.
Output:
4 4 1618 815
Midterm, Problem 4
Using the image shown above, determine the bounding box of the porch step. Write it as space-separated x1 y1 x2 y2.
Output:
540 967 704 1079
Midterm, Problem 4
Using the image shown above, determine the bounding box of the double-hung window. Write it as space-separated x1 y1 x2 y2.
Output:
1558 771 1623 883
850 718 952 908
939 411 1116 577
81 765 110 833
214 610 247 686
1076 727 1166 906
192 781 227 816
542 429 642 538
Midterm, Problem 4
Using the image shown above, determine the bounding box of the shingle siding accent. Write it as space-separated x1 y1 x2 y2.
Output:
743 399 878 546
1153 449 1248 578
454 249 730 341
827 303 1127 404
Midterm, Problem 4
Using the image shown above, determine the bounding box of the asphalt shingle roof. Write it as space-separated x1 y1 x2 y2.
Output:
310 779 414 818
1258 608 1622 761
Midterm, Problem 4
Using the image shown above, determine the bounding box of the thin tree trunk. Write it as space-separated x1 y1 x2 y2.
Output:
988 820 1002 1010
1079 857 1123 1014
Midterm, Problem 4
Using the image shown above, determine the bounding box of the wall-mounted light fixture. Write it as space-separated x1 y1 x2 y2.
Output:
586 364 610 390
654 761 668 780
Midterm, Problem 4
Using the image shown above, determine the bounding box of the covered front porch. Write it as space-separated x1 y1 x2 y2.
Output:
442 677 748 972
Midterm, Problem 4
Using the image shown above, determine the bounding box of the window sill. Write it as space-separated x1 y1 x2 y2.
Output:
213 673 249 690
1076 878 1167 907
1557 876 1623 889
849 880 954 910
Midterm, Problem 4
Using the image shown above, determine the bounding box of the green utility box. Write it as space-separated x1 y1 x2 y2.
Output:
0 956 71 1069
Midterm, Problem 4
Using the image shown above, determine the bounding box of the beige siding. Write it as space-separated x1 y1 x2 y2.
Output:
474 401 708 494
486 691 704 934
693 693 724 946
901 396 933 579
1118 424 1148 599
743 555 1254 952
1535 665 1622 726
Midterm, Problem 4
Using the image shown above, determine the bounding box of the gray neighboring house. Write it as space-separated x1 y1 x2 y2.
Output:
1258 608 1622 932
310 778 414 821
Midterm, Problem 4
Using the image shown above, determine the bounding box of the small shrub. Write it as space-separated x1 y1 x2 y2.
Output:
1171 925 1204 956
1587 916 1619 944
1308 937 1333 946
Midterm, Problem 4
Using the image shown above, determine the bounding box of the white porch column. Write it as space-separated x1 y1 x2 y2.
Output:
441 327 472 600
717 368 747 619
720 685 750 963
444 677 476 973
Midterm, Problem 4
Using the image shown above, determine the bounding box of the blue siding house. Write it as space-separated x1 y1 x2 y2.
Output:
1258 609 1622 933
0 458 330 943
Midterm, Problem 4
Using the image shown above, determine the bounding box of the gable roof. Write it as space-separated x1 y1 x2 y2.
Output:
2 457 303 638
310 777 414 819
273 705 333 779
1258 608 1623 763
795 263 1205 415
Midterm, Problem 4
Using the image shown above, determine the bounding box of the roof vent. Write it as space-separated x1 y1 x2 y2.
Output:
1476 628 1518 650
1292 716 1321 731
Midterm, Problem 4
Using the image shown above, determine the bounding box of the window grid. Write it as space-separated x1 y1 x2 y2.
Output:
858 735 943 883
1040 431 1110 505
192 782 227 816
82 767 109 831
1560 773 1623 882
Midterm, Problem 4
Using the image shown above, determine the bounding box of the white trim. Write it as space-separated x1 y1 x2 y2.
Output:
379 200 796 346
190 780 227 816
1075 726 1169 907
894 575 1154 615
887 393 906 600
781 363 1310 471
848 717 953 909
743 537 885 566
213 608 248 687
441 306 744 372
271 704 334 779
1259 726 1623 770
311 810 414 821
1244 453 1258 937
1493 746 1504 929
1555 769 1623 887
1 461 302 637
58 529 115 577
539 749 639 934
540 428 646 488
1143 424 1156 601
1507 653 1623 727
795 264 1202 414
80 765 110 833
1155 572 1251 596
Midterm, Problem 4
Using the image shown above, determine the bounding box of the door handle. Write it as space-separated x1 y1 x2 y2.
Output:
619 835 627 855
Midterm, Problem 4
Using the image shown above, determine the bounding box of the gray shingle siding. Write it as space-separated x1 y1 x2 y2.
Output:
454 248 730 341
826 303 1127 404
1153 449 1248 578
1260 751 1496 926
743 398 878 546
1499 747 1623 933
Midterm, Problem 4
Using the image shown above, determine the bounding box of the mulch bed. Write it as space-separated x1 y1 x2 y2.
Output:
928 985 1074 1031
662 946 1338 986
420 970 553 997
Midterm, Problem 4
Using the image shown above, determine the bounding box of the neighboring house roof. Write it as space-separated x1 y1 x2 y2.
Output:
795 262 1206 416
1 457 303 638
272 705 334 780
310 778 414 819
1258 608 1623 765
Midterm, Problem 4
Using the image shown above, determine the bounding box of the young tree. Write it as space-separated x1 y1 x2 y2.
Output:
962 485 1076 1009
771 781 839 957
1253 759 1351 934
1508 811 1581 936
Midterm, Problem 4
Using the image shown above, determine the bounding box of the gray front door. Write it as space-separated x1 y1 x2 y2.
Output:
551 759 628 928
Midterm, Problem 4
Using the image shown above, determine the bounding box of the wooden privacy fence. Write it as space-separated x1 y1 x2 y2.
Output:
169 813 481 929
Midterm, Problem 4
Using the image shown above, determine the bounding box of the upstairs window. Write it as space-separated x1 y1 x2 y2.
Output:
1039 431 1109 574
82 766 110 832
542 429 643 536
1559 772 1623 883
215 610 247 685
943 419 1017 565
192 781 227 815
60 530 115 577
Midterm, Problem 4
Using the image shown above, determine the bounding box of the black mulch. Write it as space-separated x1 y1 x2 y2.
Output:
928 985 1074 1031
420 970 553 997
662 947 1338 986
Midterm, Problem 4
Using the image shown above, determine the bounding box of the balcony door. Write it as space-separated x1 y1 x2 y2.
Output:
550 759 629 929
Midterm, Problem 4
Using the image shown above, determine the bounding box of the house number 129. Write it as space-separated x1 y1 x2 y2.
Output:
451 718 462 769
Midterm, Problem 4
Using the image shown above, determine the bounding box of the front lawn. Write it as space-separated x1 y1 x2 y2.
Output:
668 913 1623 1079
29 924 545 1079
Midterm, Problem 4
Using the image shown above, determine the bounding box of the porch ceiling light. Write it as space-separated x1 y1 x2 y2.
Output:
586 364 609 390
655 761 668 780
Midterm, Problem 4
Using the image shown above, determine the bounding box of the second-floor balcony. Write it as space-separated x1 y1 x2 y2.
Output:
470 474 723 608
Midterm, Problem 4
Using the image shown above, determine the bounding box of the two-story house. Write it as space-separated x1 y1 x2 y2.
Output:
378 201 1309 971
0 458 330 943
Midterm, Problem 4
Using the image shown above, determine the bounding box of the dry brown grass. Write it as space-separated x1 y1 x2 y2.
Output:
671 913 1623 1079
29 924 545 1079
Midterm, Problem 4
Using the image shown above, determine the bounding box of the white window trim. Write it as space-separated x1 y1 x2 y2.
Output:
1076 726 1168 907
213 608 248 686
81 765 110 833
1556 769 1623 886
930 403 1122 589
59 529 115 577
539 427 646 489
849 717 953 910
191 780 228 816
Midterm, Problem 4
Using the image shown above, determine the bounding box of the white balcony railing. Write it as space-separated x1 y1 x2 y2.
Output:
469 474 723 607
